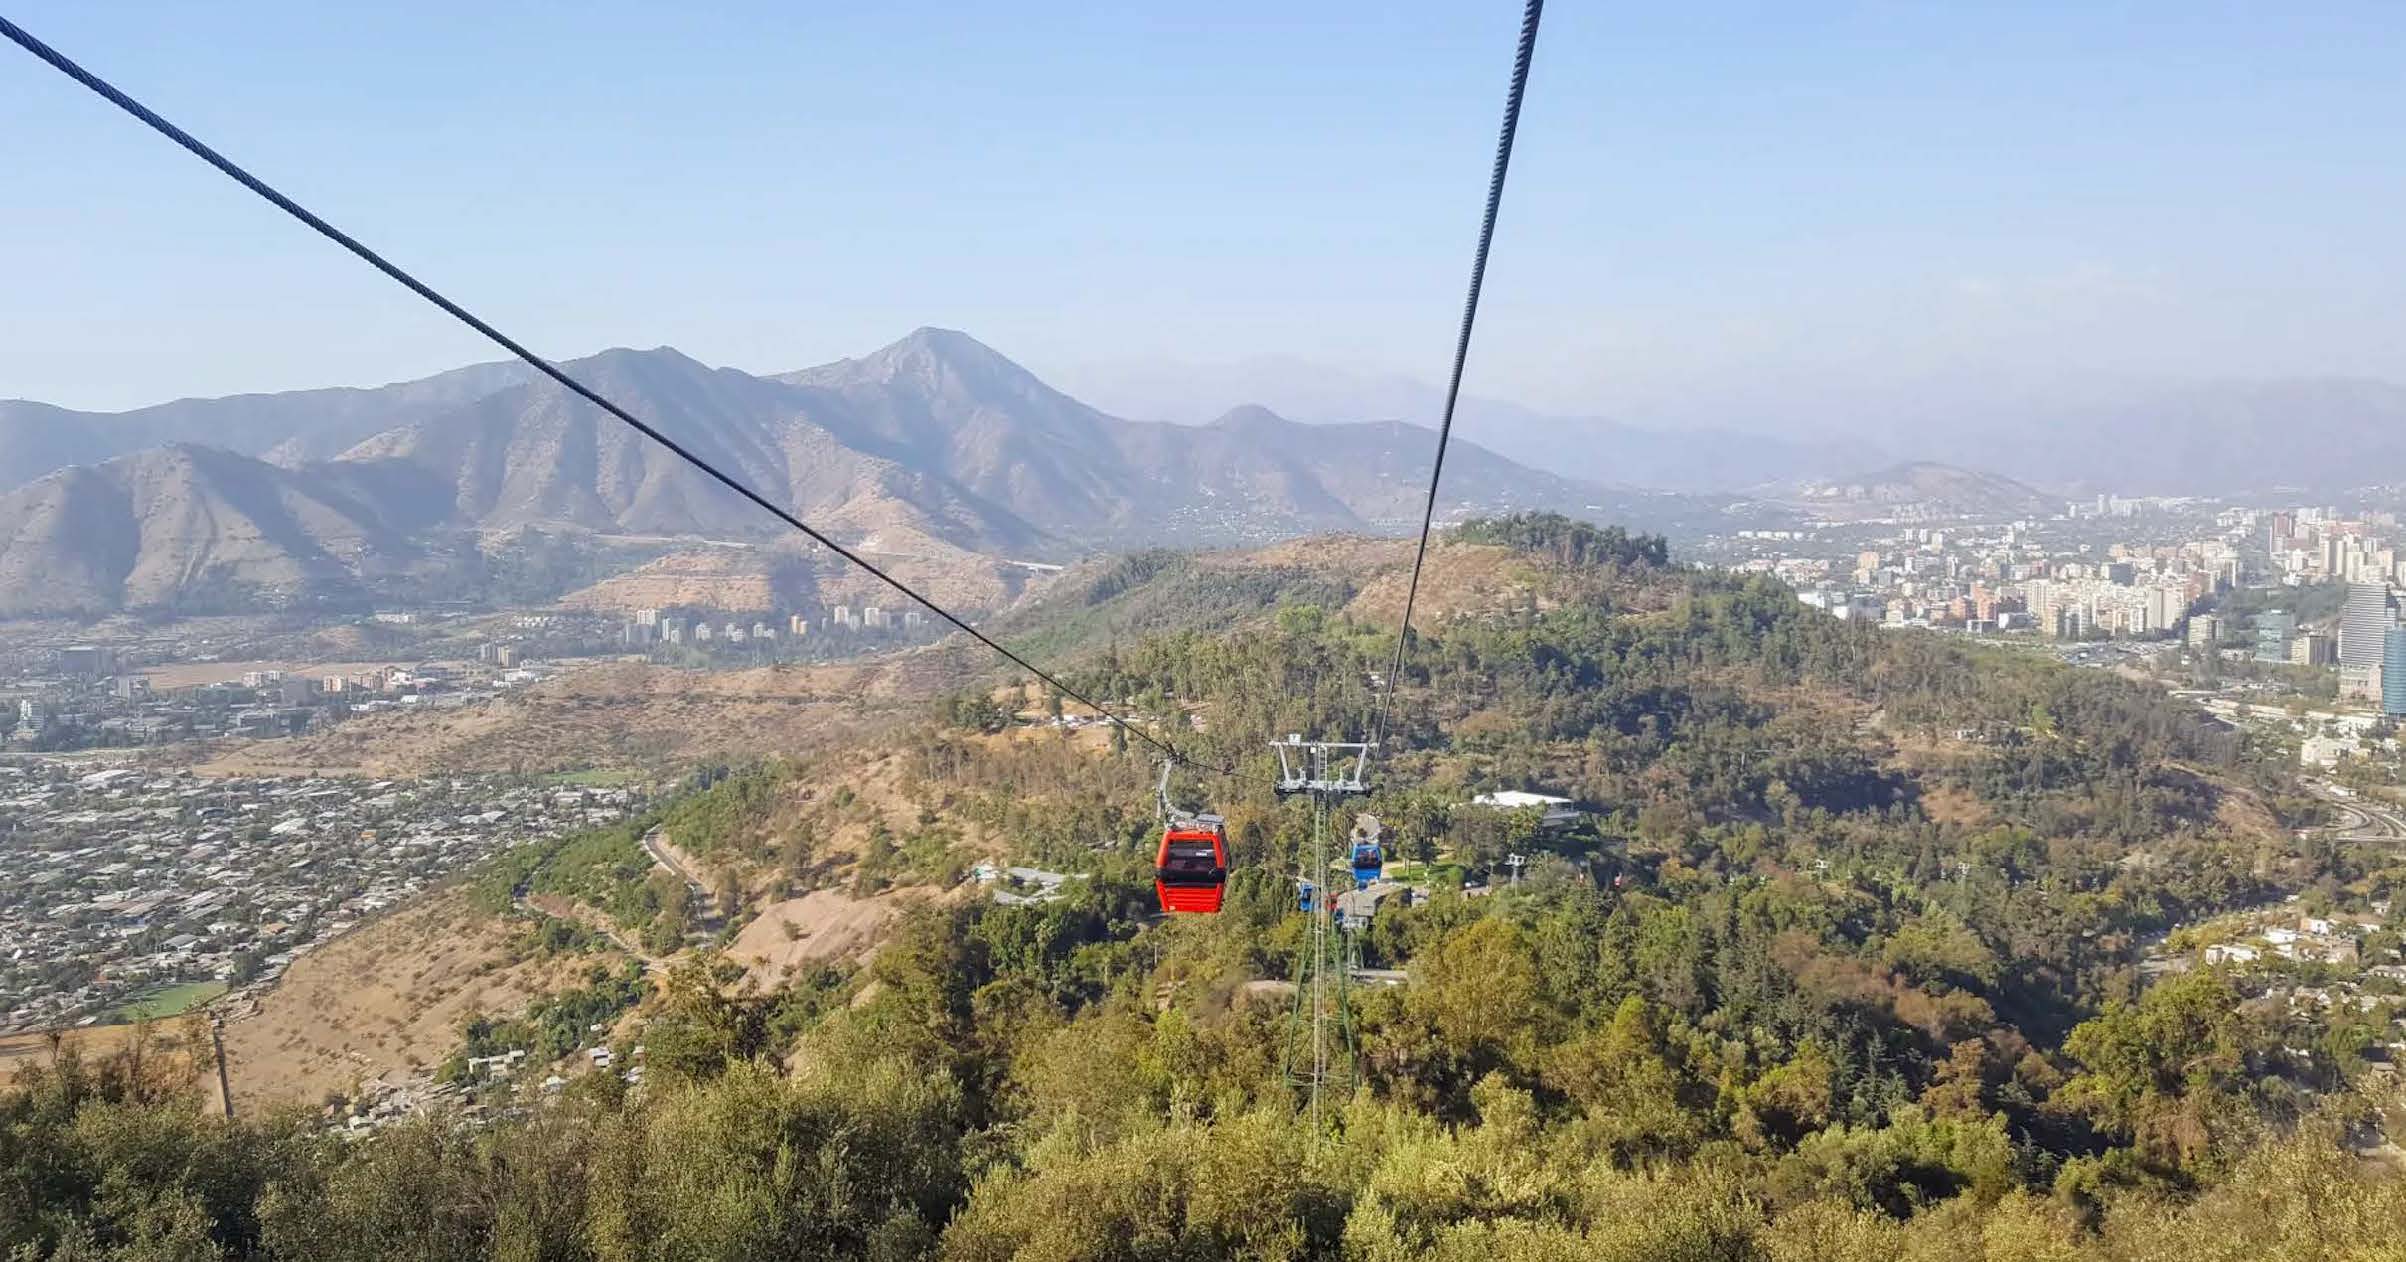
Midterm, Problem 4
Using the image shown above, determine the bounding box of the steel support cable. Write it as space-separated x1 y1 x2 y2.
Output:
0 13 1227 775
1373 0 1546 756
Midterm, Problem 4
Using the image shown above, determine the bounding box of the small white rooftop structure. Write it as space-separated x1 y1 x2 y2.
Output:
991 866 1074 906
1468 790 1584 829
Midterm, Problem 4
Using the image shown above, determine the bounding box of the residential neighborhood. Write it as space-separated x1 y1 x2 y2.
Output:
0 763 641 1033
2150 895 2406 1084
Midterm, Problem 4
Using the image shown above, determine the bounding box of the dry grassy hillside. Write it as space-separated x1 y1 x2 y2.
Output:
559 539 1037 616
217 890 602 1111
558 548 788 612
993 531 1687 669
728 889 906 986
0 1019 213 1090
180 749 960 1107
635 749 1004 986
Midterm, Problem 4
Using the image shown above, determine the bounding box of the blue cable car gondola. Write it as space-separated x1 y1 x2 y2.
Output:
1348 814 1385 886
1350 837 1383 886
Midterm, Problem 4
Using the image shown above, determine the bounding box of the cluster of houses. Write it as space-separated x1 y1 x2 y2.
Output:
337 1031 651 1138
2174 900 2406 1078
2202 907 2392 967
0 764 639 1033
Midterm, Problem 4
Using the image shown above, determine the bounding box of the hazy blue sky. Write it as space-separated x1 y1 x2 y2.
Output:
4 1 2402 428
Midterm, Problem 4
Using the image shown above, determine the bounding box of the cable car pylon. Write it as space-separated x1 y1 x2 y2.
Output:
1270 734 1374 1135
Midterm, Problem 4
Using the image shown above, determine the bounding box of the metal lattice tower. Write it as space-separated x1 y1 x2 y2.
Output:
1270 735 1374 797
1272 736 1373 1132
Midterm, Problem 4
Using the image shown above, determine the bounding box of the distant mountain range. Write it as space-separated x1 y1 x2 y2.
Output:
0 330 1716 616
14 327 2386 617
1066 356 2406 498
1955 379 2406 495
1061 355 1884 493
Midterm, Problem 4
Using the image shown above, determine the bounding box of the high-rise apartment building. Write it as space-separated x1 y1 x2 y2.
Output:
2256 610 2296 663
2385 626 2406 718
2341 583 2394 669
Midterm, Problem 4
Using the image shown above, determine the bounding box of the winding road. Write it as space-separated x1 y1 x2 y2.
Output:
641 827 711 897
2305 780 2406 844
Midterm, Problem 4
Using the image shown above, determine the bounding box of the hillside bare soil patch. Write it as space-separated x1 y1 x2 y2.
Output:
730 889 904 986
218 890 595 1109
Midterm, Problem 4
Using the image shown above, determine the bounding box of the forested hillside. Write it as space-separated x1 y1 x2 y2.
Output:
8 515 2403 1261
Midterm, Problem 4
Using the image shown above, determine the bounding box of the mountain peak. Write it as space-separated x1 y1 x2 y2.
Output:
1204 404 1298 432
896 326 993 355
562 345 711 375
876 327 1031 380
787 328 1046 397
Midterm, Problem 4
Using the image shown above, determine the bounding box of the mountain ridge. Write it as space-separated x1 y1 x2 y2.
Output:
1980 378 2406 494
0 358 540 481
0 330 1706 615
1057 353 1889 492
0 444 450 615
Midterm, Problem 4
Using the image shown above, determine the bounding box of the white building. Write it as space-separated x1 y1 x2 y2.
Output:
1469 790 1584 830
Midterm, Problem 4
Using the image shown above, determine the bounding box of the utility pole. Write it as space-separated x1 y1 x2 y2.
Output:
209 1015 234 1119
1270 735 1372 1136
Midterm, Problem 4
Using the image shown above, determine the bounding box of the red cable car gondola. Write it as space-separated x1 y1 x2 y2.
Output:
1151 761 1229 914
1154 817 1228 914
